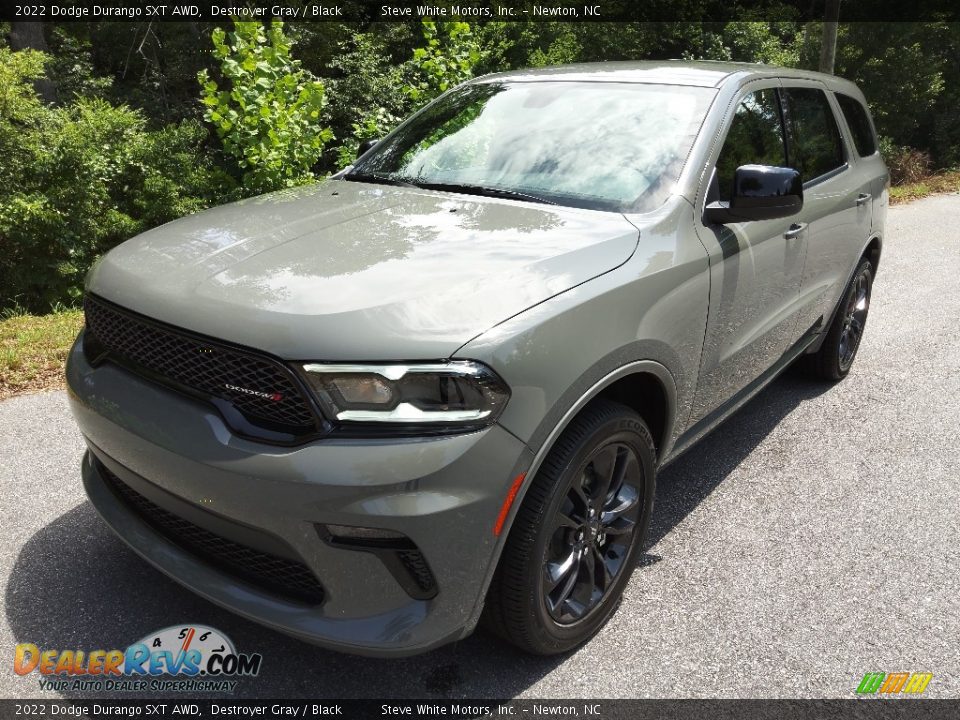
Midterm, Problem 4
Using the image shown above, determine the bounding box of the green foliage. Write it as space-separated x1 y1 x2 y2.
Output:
721 22 801 66
527 27 582 67
327 29 411 168
0 50 229 311
47 27 113 102
335 107 402 169
828 24 945 147
5 18 960 313
198 21 334 194
0 47 47 122
682 22 801 65
332 21 485 169
406 21 485 102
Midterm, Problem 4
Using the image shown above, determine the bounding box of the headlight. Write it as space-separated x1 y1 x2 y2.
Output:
299 361 510 431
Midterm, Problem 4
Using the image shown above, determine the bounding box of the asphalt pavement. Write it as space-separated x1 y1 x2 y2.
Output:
2 194 958 700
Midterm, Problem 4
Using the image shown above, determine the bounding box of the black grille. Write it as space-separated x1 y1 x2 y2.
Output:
83 295 319 439
100 462 325 605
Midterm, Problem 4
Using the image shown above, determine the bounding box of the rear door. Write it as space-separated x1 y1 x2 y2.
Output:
835 90 888 236
781 83 867 335
835 92 880 233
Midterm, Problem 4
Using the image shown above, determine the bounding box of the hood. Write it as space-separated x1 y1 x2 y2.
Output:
88 180 641 360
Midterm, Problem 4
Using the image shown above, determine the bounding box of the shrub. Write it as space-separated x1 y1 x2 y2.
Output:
0 49 230 311
198 21 334 194
879 137 932 185
406 21 484 102
327 30 411 169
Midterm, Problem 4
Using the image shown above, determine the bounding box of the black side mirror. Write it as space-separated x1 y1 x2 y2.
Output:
704 165 803 224
357 138 380 159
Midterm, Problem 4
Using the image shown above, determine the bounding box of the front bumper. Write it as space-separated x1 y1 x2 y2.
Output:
67 334 532 656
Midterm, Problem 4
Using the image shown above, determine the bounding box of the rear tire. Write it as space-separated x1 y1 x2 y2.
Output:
483 399 656 655
803 258 873 381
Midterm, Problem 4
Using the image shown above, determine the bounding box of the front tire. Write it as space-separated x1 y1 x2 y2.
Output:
804 258 873 381
483 400 656 655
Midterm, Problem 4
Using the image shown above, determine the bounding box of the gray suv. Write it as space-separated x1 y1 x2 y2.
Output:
67 61 887 656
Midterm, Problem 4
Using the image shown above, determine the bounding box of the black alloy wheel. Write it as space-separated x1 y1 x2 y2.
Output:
483 399 656 655
838 265 871 372
542 441 643 624
803 258 874 381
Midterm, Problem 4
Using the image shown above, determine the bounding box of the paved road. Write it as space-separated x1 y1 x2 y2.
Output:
2 195 959 700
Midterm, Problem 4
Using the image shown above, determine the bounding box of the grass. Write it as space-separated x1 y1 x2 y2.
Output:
889 169 960 204
0 307 83 399
1 169 959 402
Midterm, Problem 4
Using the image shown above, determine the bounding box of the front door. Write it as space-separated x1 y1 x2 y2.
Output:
688 82 809 425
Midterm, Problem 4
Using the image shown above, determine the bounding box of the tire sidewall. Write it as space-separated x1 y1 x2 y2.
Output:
831 259 873 377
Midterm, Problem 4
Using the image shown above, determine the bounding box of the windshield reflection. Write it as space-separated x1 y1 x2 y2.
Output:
350 81 715 212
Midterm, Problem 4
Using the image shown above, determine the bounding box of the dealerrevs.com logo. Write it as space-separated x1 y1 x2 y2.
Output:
14 625 262 693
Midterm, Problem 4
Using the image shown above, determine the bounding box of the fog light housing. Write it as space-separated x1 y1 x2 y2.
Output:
325 524 406 543
319 524 438 599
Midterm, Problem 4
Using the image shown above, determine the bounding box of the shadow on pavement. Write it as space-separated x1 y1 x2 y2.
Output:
650 372 831 549
5 373 830 699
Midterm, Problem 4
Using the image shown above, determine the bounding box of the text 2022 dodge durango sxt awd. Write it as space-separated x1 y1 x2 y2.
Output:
67 61 887 656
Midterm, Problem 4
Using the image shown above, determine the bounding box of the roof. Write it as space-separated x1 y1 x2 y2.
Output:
475 60 854 90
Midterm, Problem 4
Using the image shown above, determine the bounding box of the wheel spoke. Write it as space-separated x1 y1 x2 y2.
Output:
569 479 591 515
607 447 630 500
545 549 578 590
562 596 589 620
583 546 597 589
601 484 639 524
602 517 636 536
555 511 580 531
594 548 614 591
839 267 871 370
548 553 581 611
587 445 618 502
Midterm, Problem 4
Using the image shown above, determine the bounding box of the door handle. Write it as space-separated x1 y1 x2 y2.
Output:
784 222 807 240
856 193 871 206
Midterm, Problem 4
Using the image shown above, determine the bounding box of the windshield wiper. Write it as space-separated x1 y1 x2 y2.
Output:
415 182 558 206
343 172 420 189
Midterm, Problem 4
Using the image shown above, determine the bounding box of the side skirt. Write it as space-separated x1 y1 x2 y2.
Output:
660 322 821 470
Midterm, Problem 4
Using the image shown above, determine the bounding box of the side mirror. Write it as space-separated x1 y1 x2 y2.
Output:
704 165 803 224
357 138 380 159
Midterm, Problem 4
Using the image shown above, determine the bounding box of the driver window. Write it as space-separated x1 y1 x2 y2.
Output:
715 89 787 201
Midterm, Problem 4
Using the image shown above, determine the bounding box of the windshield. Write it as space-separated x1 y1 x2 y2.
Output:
348 80 715 212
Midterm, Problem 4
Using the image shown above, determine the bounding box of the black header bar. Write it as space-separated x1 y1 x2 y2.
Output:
3 0 958 23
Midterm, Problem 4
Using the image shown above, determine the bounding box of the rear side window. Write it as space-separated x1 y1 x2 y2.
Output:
836 93 877 157
782 88 845 182
715 89 787 201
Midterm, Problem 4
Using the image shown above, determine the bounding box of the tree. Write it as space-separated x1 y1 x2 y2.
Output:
333 20 486 169
406 20 484 102
819 0 840 74
198 21 333 194
7 22 57 102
